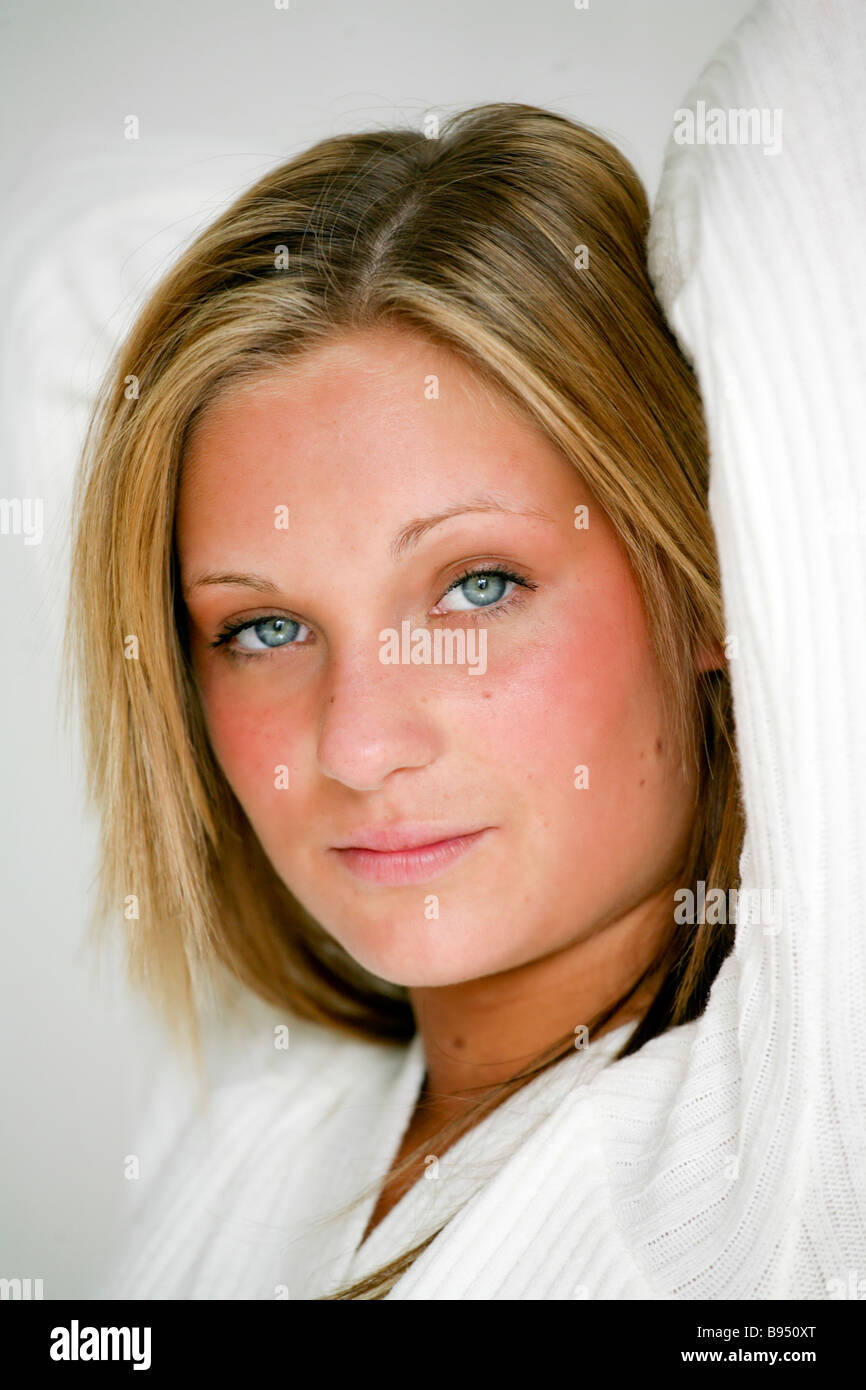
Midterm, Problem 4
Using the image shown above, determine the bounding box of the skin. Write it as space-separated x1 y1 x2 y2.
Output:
177 323 723 1238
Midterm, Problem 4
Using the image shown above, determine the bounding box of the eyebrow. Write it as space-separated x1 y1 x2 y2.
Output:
390 493 555 560
185 492 555 594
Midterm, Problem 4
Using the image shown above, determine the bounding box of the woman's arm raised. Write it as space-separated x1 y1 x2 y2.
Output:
646 0 866 1280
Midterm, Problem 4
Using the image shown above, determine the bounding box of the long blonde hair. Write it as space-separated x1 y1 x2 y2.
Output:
66 102 743 1298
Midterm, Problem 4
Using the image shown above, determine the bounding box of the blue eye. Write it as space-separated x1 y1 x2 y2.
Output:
235 616 304 650
211 614 310 656
440 570 512 611
209 564 535 661
437 565 535 615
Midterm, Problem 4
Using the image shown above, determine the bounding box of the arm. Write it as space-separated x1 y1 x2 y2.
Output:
644 0 866 1285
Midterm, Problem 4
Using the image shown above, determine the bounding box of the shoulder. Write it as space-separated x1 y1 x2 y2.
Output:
189 991 410 1135
99 996 411 1297
124 988 410 1209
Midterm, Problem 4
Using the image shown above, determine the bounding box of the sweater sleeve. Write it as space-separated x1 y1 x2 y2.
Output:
643 0 866 1287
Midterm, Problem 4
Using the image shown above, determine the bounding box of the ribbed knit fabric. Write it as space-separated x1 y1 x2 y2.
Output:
100 0 866 1300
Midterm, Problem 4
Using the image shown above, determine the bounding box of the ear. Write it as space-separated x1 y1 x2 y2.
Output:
694 638 727 674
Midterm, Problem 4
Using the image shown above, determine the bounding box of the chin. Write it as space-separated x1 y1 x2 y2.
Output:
326 908 521 990
332 931 472 988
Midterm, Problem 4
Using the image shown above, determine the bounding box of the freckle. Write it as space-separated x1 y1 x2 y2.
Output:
655 737 663 754
452 1037 465 1050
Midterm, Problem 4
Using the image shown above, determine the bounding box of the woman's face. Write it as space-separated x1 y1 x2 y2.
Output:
177 324 699 987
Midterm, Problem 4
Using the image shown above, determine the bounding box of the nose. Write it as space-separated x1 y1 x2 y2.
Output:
316 638 441 791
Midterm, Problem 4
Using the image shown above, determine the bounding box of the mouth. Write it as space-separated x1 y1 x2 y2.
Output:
329 827 493 886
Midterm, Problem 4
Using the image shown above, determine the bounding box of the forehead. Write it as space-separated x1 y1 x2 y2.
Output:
189 324 534 441
180 324 569 507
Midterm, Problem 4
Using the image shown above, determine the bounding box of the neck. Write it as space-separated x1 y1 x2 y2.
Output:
408 879 676 1118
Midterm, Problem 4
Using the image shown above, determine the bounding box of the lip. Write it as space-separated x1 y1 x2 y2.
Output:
330 825 493 885
332 822 490 852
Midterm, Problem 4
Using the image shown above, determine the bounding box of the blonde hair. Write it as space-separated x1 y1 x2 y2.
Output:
66 102 744 1299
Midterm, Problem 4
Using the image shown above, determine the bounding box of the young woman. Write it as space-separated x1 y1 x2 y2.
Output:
73 0 865 1299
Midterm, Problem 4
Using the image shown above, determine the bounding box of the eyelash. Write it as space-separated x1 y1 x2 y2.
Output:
209 563 538 662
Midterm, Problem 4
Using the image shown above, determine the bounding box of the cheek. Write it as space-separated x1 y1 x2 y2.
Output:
487 568 678 894
487 574 663 789
193 660 305 815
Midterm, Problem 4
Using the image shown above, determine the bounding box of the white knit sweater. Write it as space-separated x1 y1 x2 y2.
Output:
101 0 866 1300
